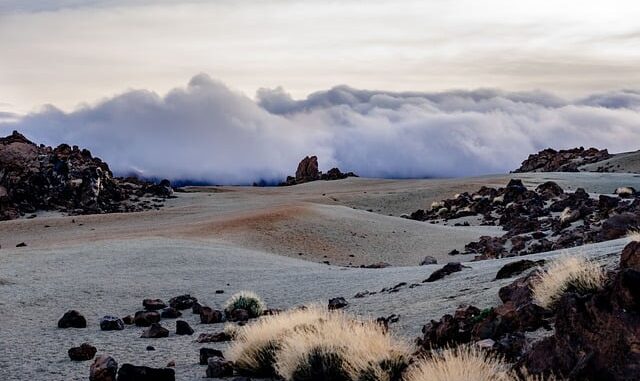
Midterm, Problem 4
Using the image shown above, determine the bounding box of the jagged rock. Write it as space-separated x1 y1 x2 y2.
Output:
328 297 348 310
58 310 87 328
90 355 118 381
122 315 134 325
200 348 225 365
192 302 204 315
495 259 544 280
68 343 97 361
175 320 194 335
142 299 167 311
621 241 640 271
599 213 640 241
134 311 160 327
423 262 468 282
417 305 480 349
295 155 320 183
100 316 125 331
229 308 250 322
116 364 175 381
199 307 224 324
140 323 169 338
498 270 540 307
168 294 198 310
206 357 234 378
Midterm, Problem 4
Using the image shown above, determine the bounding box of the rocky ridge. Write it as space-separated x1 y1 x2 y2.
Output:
281 155 357 186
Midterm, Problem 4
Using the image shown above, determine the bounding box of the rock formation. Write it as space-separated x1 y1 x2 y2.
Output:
282 155 357 185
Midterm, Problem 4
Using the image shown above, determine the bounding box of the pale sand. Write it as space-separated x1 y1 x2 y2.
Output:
0 172 638 380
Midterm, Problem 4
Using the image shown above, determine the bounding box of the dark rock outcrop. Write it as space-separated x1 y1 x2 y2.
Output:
514 147 611 173
495 259 544 280
175 320 194 335
423 262 468 282
140 323 169 338
282 156 357 185
117 364 175 381
206 357 234 378
134 311 160 327
168 294 198 310
90 355 118 381
328 297 349 310
0 131 173 221
200 348 225 365
100 316 125 331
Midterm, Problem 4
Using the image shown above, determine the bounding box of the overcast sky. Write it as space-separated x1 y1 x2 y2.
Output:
2 0 640 114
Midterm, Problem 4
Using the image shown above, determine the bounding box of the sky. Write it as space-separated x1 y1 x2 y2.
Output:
1 1 640 183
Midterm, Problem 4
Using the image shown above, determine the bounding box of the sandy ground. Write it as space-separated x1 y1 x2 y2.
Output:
0 172 639 380
580 150 640 173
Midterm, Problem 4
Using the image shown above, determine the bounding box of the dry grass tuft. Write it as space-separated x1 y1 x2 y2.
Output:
404 345 512 381
227 306 328 377
559 208 573 224
404 346 558 381
275 311 408 381
627 229 640 242
531 255 604 308
224 290 266 318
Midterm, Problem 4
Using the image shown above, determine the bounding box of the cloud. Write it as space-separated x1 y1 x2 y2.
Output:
2 74 640 185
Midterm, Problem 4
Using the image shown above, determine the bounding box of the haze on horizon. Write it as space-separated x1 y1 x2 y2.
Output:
2 0 640 185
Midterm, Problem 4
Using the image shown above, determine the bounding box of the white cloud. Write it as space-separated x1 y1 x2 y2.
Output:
3 74 640 184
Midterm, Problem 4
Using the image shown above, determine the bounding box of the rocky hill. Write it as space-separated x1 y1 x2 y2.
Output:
514 147 611 173
0 131 173 220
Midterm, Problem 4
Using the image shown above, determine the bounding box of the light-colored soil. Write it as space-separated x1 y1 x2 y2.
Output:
580 150 640 174
0 172 638 380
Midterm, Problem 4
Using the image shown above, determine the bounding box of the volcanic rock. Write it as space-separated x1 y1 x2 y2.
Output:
495 259 544 280
175 320 194 335
100 316 125 331
423 262 468 282
140 323 169 338
134 311 160 327
142 299 167 311
199 307 224 324
200 348 225 365
117 364 175 381
206 357 234 378
168 294 198 310
90 355 118 381
328 297 348 310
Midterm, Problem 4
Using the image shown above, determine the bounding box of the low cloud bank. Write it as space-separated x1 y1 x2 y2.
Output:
3 74 640 184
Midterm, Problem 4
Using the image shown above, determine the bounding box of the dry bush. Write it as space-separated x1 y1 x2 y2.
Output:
224 290 266 318
227 306 330 377
627 229 640 242
531 255 604 308
275 311 408 381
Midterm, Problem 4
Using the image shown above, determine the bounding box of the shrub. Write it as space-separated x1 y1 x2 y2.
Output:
224 291 266 318
227 306 329 377
531 255 604 308
275 311 408 381
627 229 640 242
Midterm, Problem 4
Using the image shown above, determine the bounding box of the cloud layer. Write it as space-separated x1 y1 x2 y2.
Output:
2 74 640 184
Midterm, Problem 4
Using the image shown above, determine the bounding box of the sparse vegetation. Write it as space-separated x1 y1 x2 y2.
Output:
224 291 266 318
531 255 604 308
627 229 640 242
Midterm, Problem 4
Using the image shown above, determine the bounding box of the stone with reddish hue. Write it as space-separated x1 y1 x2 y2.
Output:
90 355 118 381
68 343 97 361
58 310 87 328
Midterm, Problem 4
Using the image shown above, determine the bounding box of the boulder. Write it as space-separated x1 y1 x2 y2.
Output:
206 357 234 378
197 332 232 343
328 297 348 310
140 323 169 338
160 307 182 319
142 299 167 311
100 316 125 331
116 364 175 381
168 294 198 310
423 262 467 282
175 320 194 335
200 348 225 365
68 343 97 361
419 256 438 265
599 213 640 241
295 156 320 183
90 355 118 381
58 310 87 328
134 311 160 327
199 307 224 324
495 259 544 280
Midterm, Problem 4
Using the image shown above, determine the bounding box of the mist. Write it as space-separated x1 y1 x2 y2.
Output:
2 74 640 185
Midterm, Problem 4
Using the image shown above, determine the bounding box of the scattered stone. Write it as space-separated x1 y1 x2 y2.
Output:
215 290 225 294
495 259 544 280
100 316 125 331
175 320 194 335
229 308 250 322
58 310 87 328
116 364 175 381
363 261 391 268
140 323 169 338
142 299 167 311
200 348 225 365
420 256 438 265
68 343 97 361
424 262 468 282
146 346 155 351
134 311 160 327
199 307 224 324
514 147 611 173
328 297 348 310
15 242 26 247
168 294 198 310
206 357 234 378
192 302 203 315
90 355 118 381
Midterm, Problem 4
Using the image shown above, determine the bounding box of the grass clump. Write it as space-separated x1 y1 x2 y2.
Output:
275 311 409 381
627 229 640 242
224 291 266 318
532 255 604 308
